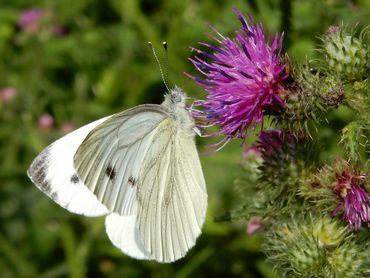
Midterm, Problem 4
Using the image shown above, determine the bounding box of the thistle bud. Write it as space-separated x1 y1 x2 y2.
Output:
257 130 314 211
273 64 327 133
263 215 368 277
321 26 369 82
327 240 369 278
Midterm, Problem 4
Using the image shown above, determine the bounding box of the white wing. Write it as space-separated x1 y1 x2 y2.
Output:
105 213 153 260
137 118 207 263
74 104 168 216
27 117 111 216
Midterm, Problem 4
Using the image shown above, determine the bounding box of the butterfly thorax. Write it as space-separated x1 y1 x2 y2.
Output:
162 87 195 135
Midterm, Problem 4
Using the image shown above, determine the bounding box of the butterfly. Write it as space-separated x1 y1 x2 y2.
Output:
27 86 207 263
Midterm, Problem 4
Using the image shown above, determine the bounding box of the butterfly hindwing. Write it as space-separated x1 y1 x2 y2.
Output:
27 117 111 216
136 118 207 263
105 213 153 260
73 104 168 216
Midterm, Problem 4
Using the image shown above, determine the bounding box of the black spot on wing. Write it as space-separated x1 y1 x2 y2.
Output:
105 165 116 180
70 174 80 184
128 176 136 187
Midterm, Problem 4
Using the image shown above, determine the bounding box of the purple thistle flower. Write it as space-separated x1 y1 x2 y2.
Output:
187 9 287 149
326 25 340 35
38 114 54 130
61 121 76 133
246 217 264 235
257 129 295 159
0 87 17 103
18 9 45 33
331 171 370 230
242 145 261 160
18 8 66 36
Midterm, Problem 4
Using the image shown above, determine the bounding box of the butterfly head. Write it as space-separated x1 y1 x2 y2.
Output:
165 86 186 105
162 86 196 133
162 86 187 110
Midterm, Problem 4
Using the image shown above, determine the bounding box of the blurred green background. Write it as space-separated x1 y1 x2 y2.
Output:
0 0 369 277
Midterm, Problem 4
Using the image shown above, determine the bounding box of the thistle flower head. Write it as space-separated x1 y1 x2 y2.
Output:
18 8 65 37
0 87 17 103
242 145 261 160
18 9 45 33
38 114 54 130
246 217 264 235
331 171 370 230
188 9 287 147
257 129 295 159
254 129 314 213
61 122 76 133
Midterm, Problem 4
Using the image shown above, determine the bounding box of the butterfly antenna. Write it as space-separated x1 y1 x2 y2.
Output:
148 42 170 92
162 41 170 89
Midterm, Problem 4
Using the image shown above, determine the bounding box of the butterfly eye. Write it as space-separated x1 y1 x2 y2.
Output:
169 88 185 104
171 93 181 103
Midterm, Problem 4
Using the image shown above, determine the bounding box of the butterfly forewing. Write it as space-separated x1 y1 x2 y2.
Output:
73 104 168 216
137 118 207 263
27 117 111 216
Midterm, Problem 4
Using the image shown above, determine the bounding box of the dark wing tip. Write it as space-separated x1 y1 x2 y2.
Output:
27 147 52 194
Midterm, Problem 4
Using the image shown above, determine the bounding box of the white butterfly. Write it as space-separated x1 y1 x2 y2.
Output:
27 87 207 263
